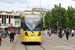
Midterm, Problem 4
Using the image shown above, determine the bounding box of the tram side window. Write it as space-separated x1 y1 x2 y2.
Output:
23 23 25 30
21 17 24 28
21 22 23 28
21 17 26 30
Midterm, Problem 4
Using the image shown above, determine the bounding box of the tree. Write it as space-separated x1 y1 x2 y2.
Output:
61 7 68 29
44 5 69 29
44 11 49 29
67 6 75 28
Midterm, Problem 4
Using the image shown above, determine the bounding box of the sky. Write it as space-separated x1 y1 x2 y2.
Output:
0 0 75 11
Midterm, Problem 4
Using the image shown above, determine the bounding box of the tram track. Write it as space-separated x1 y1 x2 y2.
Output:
11 34 45 50
44 38 75 49
11 34 75 50
39 45 45 50
25 45 27 50
22 35 75 50
44 35 75 45
25 43 45 50
43 36 75 49
51 35 75 44
43 34 75 44
45 37 70 46
11 35 20 50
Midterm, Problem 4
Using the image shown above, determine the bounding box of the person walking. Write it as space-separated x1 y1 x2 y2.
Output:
66 29 70 40
45 29 47 35
70 30 72 38
4 31 6 38
62 30 64 37
72 29 74 37
9 31 10 38
10 31 15 42
6 30 8 37
58 30 60 37
0 34 2 46
48 29 51 36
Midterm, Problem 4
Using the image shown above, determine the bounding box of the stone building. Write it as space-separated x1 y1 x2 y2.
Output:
0 11 14 28
0 10 23 29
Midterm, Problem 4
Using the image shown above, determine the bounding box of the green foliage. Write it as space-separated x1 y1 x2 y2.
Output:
44 5 75 29
44 11 49 29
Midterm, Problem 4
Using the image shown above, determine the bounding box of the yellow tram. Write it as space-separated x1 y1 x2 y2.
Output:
20 12 43 42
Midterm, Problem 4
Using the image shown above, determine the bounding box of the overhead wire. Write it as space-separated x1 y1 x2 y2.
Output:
27 0 75 8
61 0 74 4
27 0 31 9
1 0 75 9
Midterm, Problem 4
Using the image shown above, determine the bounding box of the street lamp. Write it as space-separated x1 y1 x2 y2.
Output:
59 3 62 38
57 21 59 34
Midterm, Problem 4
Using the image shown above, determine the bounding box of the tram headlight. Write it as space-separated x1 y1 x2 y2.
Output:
25 32 28 36
38 32 41 36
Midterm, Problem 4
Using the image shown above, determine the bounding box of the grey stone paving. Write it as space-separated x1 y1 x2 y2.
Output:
0 34 75 50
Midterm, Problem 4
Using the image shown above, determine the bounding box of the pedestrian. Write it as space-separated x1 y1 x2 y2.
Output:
0 34 2 46
43 29 45 35
66 29 70 40
58 30 60 37
72 29 74 37
10 31 15 42
62 30 64 37
3 31 4 38
4 31 6 38
70 30 72 38
6 31 8 37
48 29 51 36
45 29 47 35
9 31 10 38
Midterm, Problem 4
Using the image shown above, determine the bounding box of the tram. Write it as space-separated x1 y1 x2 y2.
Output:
20 12 43 42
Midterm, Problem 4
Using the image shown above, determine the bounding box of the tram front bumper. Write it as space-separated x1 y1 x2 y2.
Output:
21 36 42 42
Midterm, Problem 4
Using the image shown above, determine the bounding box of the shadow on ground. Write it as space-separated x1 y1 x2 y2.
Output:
21 42 42 45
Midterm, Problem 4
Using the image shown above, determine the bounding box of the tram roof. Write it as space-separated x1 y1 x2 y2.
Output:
21 12 42 18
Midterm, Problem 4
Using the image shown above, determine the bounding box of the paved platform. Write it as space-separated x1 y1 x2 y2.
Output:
0 34 20 50
43 34 75 50
0 34 75 50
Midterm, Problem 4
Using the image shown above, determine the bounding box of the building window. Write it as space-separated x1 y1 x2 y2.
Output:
11 16 13 18
7 15 8 18
2 15 3 23
9 15 11 24
5 15 6 24
14 16 21 19
15 21 19 25
0 15 1 18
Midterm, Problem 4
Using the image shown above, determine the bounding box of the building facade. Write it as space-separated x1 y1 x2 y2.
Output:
0 8 49 28
0 11 22 29
0 11 14 28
